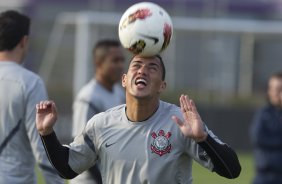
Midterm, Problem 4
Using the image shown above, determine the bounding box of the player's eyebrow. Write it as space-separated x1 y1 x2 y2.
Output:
131 59 160 68
131 60 143 65
148 62 160 69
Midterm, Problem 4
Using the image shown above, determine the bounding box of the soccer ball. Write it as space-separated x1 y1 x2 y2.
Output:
118 2 173 57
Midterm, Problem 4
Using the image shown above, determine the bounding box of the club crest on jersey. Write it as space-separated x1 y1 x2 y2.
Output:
151 130 172 156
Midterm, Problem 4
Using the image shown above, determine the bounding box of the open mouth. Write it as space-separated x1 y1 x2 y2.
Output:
135 77 147 87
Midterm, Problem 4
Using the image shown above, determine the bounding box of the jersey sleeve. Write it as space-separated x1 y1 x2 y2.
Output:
24 77 64 184
184 125 241 179
72 97 100 138
68 116 99 174
183 126 215 171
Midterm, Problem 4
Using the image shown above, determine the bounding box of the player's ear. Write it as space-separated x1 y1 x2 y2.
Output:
122 74 127 88
19 36 28 49
158 81 166 93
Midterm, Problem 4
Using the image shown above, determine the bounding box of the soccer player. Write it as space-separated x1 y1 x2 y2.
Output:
0 10 64 184
70 39 125 184
250 72 282 184
36 55 241 183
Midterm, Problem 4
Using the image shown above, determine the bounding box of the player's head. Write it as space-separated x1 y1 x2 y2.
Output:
0 10 30 62
267 71 282 108
93 39 125 85
122 55 166 100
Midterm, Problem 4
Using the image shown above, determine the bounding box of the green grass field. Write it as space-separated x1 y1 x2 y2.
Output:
37 153 254 184
192 153 254 184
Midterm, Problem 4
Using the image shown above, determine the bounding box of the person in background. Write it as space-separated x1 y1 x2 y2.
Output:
70 39 125 184
0 10 64 184
250 71 282 184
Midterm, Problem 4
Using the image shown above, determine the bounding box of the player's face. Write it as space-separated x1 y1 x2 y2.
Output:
101 46 125 83
268 77 282 108
122 55 166 99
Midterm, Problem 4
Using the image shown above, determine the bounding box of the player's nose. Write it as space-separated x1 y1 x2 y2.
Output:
138 64 149 75
137 65 148 76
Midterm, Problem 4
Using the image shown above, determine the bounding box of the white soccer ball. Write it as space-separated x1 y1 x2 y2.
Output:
118 2 173 56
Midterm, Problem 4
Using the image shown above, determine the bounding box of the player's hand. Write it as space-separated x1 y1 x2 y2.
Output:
36 100 57 136
172 94 207 142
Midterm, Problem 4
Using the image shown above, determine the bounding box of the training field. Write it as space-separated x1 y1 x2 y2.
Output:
37 153 254 184
192 153 254 184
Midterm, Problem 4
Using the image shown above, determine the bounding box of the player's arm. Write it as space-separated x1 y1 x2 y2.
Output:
36 100 78 179
72 98 103 182
25 79 64 184
172 94 241 179
40 131 78 179
197 133 241 179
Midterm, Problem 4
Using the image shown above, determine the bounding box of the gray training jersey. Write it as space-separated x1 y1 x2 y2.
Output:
71 79 125 184
0 61 63 184
68 100 223 184
72 79 125 137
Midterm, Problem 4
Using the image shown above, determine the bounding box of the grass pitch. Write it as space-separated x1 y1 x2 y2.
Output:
192 152 254 184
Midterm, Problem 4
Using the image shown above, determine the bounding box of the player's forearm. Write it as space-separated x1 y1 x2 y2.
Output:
39 128 54 136
198 134 241 179
40 132 78 179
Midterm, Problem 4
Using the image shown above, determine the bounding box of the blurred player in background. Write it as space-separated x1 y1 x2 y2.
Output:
70 39 125 184
0 10 64 184
36 55 241 184
250 72 282 184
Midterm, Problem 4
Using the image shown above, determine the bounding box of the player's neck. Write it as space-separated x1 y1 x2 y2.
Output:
126 97 159 122
96 75 114 92
0 51 22 64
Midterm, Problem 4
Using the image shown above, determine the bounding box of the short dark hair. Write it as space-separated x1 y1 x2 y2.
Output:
270 71 282 80
129 55 166 81
93 39 121 63
156 55 166 81
0 10 30 51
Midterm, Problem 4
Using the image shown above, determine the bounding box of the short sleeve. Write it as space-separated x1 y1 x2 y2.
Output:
68 117 99 174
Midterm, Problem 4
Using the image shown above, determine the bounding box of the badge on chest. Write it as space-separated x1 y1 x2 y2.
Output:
151 130 172 156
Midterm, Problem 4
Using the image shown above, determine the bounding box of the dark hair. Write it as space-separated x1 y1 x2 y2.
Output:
93 39 121 62
0 10 30 51
129 54 166 81
270 71 282 80
156 55 166 81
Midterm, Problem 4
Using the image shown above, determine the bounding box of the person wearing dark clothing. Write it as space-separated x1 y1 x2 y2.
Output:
250 72 282 184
